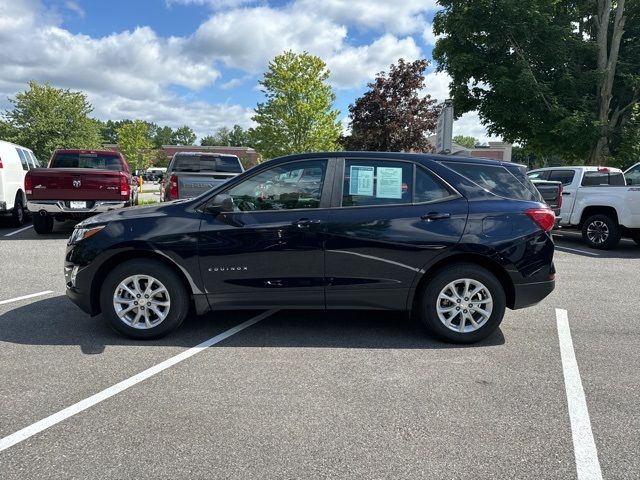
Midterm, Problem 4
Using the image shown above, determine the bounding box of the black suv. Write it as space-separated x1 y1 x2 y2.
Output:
65 152 555 343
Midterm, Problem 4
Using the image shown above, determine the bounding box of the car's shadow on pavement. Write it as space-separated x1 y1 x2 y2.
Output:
553 230 640 259
0 296 505 353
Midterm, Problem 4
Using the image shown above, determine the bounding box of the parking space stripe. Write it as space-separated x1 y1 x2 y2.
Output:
556 308 603 480
4 225 33 237
0 309 277 453
555 246 600 257
0 291 54 306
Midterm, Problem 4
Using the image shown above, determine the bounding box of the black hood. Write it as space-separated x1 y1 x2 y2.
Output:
77 200 191 227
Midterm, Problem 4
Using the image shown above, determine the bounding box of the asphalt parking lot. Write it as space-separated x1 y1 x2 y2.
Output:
0 219 638 479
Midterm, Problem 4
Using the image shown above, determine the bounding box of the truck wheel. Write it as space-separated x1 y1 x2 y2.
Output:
11 194 26 227
32 214 54 234
630 230 640 246
581 214 620 249
100 259 189 339
417 263 506 344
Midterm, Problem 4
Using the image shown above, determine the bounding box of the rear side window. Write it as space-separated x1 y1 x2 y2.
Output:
443 161 543 202
581 171 625 186
171 154 242 173
342 160 413 207
548 170 575 185
415 167 454 203
15 148 29 170
51 153 123 171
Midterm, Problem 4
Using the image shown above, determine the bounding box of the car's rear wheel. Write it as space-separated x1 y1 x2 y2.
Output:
32 214 54 234
100 259 189 339
11 194 26 227
418 263 506 343
581 214 620 249
630 230 640 246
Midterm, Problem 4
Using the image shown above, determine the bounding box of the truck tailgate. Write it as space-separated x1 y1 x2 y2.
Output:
27 168 124 200
176 172 238 199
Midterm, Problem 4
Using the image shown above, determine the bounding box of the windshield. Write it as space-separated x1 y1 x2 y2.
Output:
51 153 123 171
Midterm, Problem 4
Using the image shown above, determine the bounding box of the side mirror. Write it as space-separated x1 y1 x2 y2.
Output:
206 194 235 214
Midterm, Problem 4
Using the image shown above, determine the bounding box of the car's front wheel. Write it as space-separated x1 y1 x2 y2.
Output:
418 263 506 343
100 259 189 339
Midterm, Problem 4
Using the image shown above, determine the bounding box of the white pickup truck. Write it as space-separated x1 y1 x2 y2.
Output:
527 166 640 249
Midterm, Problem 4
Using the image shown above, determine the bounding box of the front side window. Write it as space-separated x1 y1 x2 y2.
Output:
342 160 413 207
226 160 327 211
626 164 640 185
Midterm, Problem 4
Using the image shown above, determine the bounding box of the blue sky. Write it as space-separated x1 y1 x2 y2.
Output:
0 0 492 142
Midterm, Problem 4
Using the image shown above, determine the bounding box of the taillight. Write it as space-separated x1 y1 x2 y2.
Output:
25 173 33 195
169 174 179 200
0 156 3 168
557 183 563 208
525 207 555 232
120 174 130 198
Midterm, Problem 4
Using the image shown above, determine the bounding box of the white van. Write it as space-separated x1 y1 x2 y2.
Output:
0 140 40 226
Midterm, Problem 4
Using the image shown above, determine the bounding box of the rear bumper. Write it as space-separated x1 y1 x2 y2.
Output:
512 279 555 309
27 200 128 215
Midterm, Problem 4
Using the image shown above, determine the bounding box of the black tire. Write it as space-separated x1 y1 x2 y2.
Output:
581 214 621 250
418 263 506 344
100 259 189 339
32 214 54 234
630 230 640 246
11 194 26 227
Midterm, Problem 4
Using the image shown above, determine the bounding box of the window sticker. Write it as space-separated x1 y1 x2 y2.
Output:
376 167 403 199
349 165 374 196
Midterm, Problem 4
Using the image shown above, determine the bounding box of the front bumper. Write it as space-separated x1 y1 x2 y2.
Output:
512 279 555 309
27 200 128 215
65 262 98 315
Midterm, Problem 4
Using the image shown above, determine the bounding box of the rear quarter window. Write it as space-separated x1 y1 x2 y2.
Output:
443 161 543 202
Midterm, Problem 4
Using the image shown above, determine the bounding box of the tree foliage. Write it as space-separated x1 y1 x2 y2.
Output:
251 51 341 159
117 120 153 171
343 59 440 152
433 0 640 164
201 125 252 147
153 126 175 148
1 81 101 161
173 125 196 146
453 135 478 149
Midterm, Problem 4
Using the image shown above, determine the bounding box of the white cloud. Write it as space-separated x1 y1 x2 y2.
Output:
453 111 500 145
189 6 347 72
293 0 438 35
422 22 441 46
328 34 422 89
64 0 84 17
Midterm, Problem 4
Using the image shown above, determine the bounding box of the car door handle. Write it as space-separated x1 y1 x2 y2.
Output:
294 218 322 228
562 192 571 195
421 212 451 221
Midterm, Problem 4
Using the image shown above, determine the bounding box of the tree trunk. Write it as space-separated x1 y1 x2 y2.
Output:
588 0 626 165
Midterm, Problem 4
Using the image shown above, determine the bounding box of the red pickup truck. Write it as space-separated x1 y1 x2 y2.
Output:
25 149 139 234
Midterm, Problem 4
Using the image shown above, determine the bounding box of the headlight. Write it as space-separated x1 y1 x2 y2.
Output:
68 225 105 245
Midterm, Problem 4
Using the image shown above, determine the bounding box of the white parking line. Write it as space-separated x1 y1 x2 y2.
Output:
4 224 33 237
556 308 603 480
0 309 277 453
555 246 600 257
0 291 54 306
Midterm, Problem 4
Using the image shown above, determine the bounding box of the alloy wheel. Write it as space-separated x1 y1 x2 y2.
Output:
113 274 171 329
436 278 493 333
586 220 609 245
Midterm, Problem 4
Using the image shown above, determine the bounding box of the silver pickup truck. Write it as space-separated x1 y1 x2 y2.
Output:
161 152 244 201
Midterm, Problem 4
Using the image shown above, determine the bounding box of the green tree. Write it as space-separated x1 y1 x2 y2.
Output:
153 126 175 148
173 125 196 145
251 51 341 159
433 0 639 164
612 104 640 168
453 135 478 149
228 124 250 146
201 127 231 146
1 81 101 160
117 120 153 171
